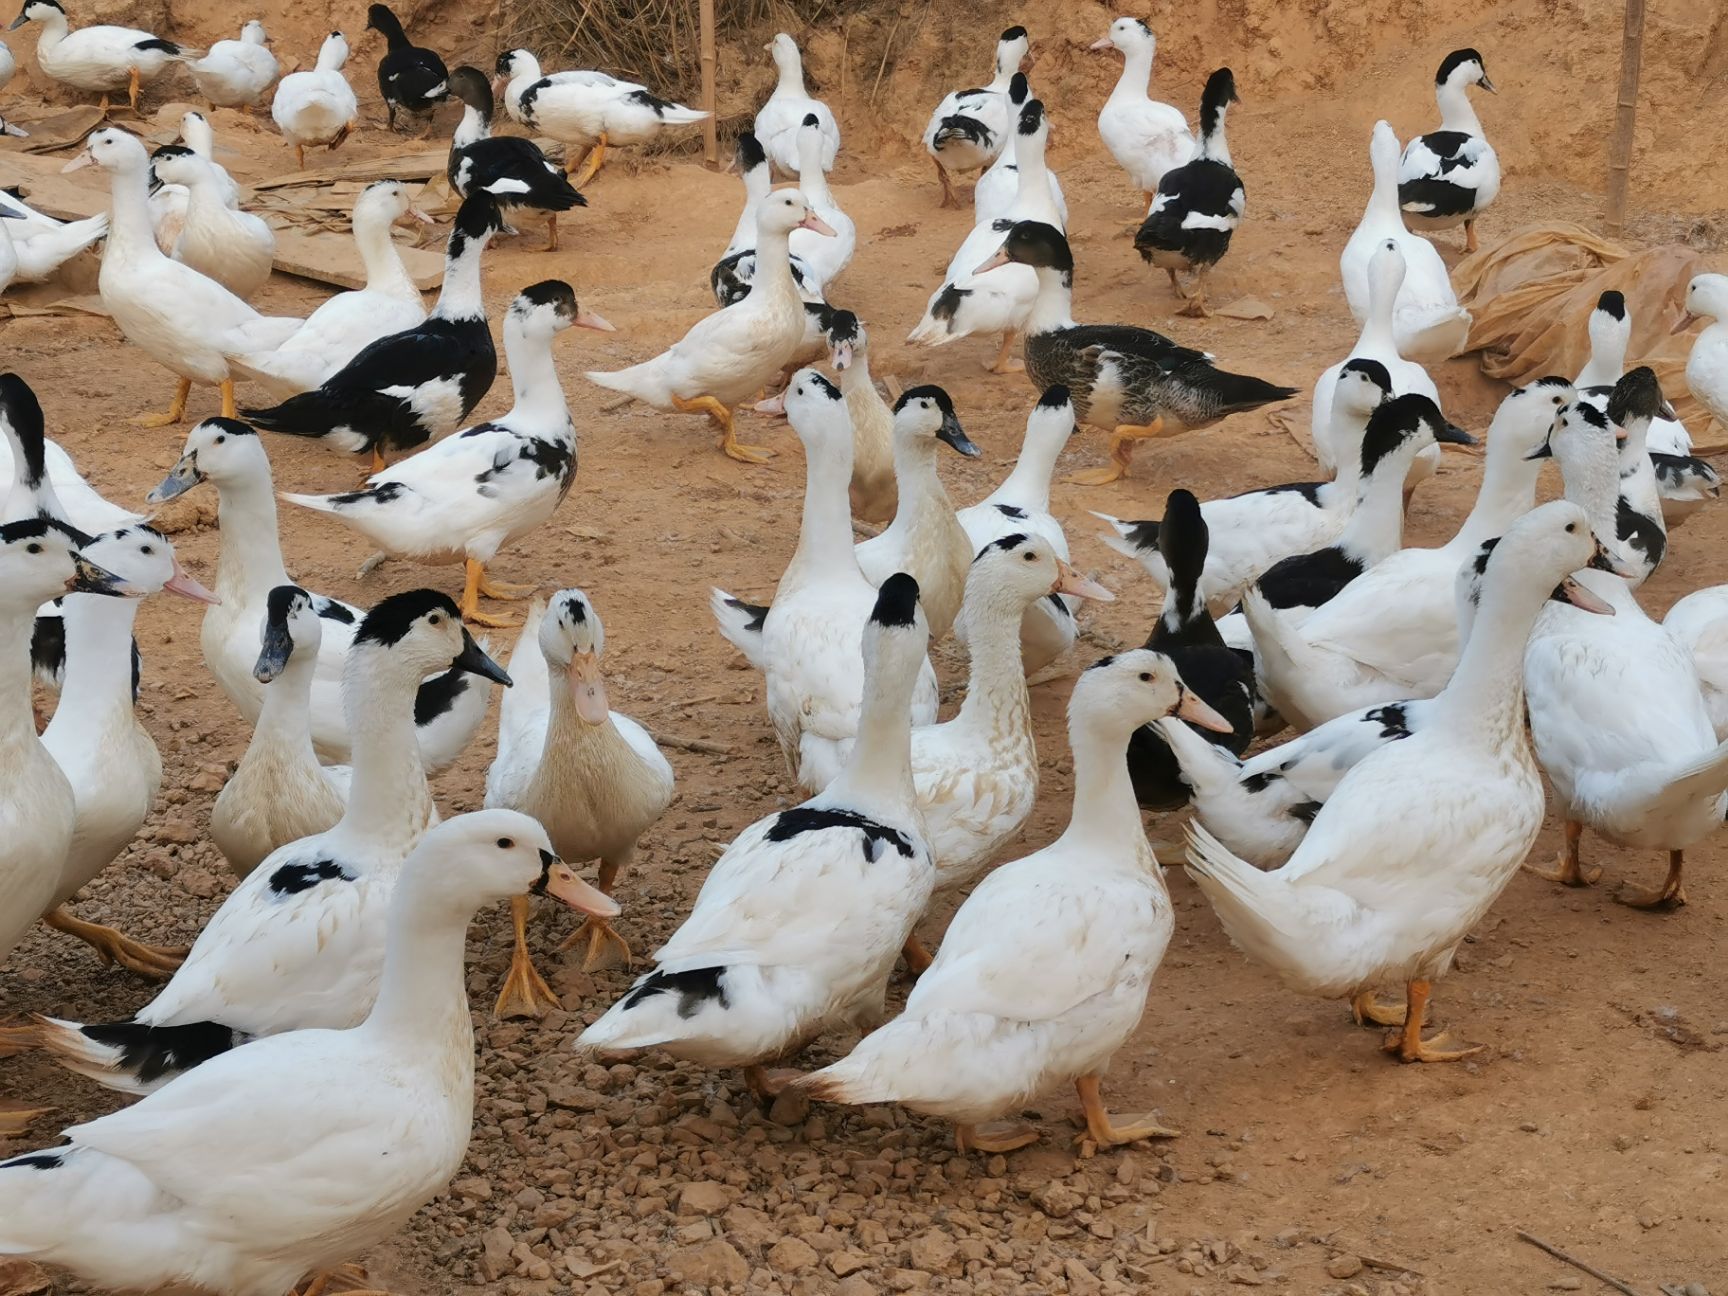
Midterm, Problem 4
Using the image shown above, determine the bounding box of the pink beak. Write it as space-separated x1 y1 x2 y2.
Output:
1088 35 1115 51
799 212 837 237
1558 575 1614 615
401 205 436 226
1054 560 1113 602
61 151 94 173
753 392 787 417
575 308 616 333
830 342 854 371
973 247 1012 276
163 559 221 605
1672 311 1700 336
543 862 622 918
1176 687 1233 734
567 651 610 725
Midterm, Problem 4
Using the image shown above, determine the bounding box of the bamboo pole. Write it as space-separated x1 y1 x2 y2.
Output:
1604 0 1646 235
699 0 718 167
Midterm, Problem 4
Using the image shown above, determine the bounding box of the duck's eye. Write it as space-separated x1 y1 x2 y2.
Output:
428 613 443 627
496 837 514 849
25 543 41 555
1139 672 1153 682
1565 522 1577 533
1023 552 1036 562
214 435 225 444
141 545 155 555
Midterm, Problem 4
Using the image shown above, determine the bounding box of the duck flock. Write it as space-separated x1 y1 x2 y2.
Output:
1 6 1728 1292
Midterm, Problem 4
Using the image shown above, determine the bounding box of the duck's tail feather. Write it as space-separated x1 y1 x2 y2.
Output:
32 1015 240 1098
1211 370 1300 416
710 588 769 671
1654 736 1728 818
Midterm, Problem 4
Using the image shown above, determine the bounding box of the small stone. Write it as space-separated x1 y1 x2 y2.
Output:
1326 1254 1364 1279
1062 1258 1101 1293
452 1176 493 1201
676 1180 733 1216
767 1237 819 1272
667 1239 749 1288
1637 1207 1662 1230
835 1278 876 1296
906 1229 956 1272
827 1250 871 1278
479 1226 515 1281
1224 1263 1263 1285
1031 1182 1084 1219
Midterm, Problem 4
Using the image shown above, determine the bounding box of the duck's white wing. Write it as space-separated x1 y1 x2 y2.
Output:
1398 133 1493 195
488 600 550 806
611 711 674 790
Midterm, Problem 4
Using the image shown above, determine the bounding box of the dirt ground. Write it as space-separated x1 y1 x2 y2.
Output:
2 1 1727 1294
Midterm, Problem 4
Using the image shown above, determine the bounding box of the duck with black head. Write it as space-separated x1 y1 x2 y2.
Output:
1134 68 1244 317
921 25 1030 208
445 65 584 252
367 1 447 132
1397 48 1500 253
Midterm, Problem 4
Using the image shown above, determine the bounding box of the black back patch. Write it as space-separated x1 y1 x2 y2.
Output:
268 858 353 895
766 807 914 863
621 966 727 1017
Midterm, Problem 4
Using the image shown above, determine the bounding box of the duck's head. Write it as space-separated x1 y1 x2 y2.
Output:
1335 358 1393 422
1358 392 1475 481
825 309 863 371
0 372 47 487
1584 289 1631 370
365 4 406 42
241 19 269 44
1541 401 1639 571
892 384 979 459
148 143 213 191
1437 48 1494 94
1025 383 1076 449
861 571 930 687
967 532 1112 623
317 31 350 72
179 110 216 154
77 524 217 606
0 517 142 609
781 367 847 450
974 220 1071 276
998 26 1030 72
148 418 265 503
494 48 537 93
448 65 494 117
538 588 612 725
755 188 834 240
765 32 800 72
1089 16 1151 56
1007 71 1030 108
1365 238 1408 299
1606 364 1674 434
1487 375 1572 464
1369 120 1401 176
1474 502 1624 625
357 178 435 230
1081 649 1232 742
352 588 512 688
449 191 507 254
8 0 64 30
728 130 767 177
1152 489 1211 628
63 127 148 177
402 808 619 922
508 279 612 338
1675 273 1728 333
1016 97 1049 149
1199 67 1238 134
254 584 322 683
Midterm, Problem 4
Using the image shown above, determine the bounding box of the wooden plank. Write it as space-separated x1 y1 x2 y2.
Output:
0 151 444 293
251 149 447 191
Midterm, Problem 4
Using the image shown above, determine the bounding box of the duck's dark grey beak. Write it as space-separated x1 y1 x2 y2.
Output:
454 629 512 686
937 411 981 459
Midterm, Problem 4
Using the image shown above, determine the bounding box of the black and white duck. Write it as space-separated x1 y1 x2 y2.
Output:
446 65 584 252
1397 49 1500 253
1133 68 1243 317
974 219 1297 485
920 25 1029 208
245 192 504 473
366 2 447 132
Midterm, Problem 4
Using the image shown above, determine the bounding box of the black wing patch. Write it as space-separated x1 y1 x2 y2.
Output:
268 858 354 895
621 966 727 1017
766 807 915 863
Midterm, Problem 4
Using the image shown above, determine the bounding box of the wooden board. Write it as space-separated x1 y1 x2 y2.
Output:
251 149 447 191
0 151 444 293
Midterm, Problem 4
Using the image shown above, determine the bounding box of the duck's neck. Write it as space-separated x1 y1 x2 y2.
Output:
1197 115 1231 167
1326 417 1367 497
42 593 141 742
453 103 490 149
752 220 802 307
31 11 67 47
335 658 435 844
500 323 569 431
1436 81 1483 136
798 144 834 206
1027 265 1077 334
1360 276 1399 350
988 47 1017 91
1059 720 1152 860
1369 147 1401 214
825 647 918 810
0 614 41 753
1436 573 1546 738
1013 130 1053 198
1578 328 1627 389
994 432 1062 512
433 233 488 322
783 425 856 587
355 208 417 298
952 589 1033 740
839 351 875 400
1109 44 1154 104
103 163 163 264
774 53 806 98
1341 462 1410 556
879 438 948 546
252 652 322 764
361 879 478 1058
215 470 291 601
184 175 228 219
1451 440 1542 552
316 43 346 72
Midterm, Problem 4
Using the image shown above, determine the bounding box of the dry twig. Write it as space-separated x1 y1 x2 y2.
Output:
1516 1231 1643 1296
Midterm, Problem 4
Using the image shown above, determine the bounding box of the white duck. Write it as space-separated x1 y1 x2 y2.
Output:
1664 584 1728 741
1524 385 1728 910
854 385 981 641
798 650 1225 1150
67 128 296 428
1187 500 1614 1061
1090 17 1192 204
1678 272 1728 432
0 186 106 285
1397 49 1500 253
973 73 1069 228
711 371 939 795
1103 361 1393 619
897 533 1113 971
272 30 359 169
283 281 611 628
576 576 933 1102
908 93 1066 375
0 521 138 995
149 143 275 300
585 190 835 463
146 419 496 773
0 36 13 91
958 385 1083 673
147 110 243 256
1312 240 1442 483
922 25 1029 207
788 114 853 287
824 310 896 524
34 526 216 980
222 180 431 399
486 591 674 1014
753 33 839 177
8 0 194 109
1246 377 1574 730
1340 122 1472 365
0 810 613 1295
492 48 708 188
210 585 352 880
188 19 277 110
33 590 517 1097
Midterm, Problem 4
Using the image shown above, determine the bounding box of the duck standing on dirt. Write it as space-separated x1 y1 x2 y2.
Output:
921 25 1029 208
8 0 196 111
1397 48 1500 253
1134 68 1244 317
271 30 360 169
367 2 447 132
446 65 585 252
188 20 277 111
